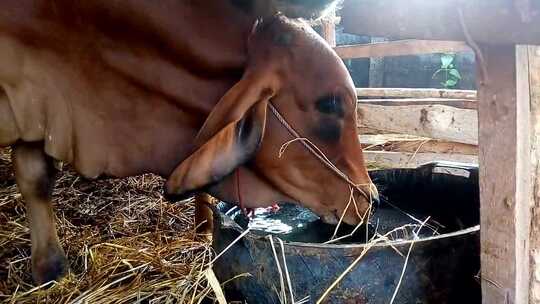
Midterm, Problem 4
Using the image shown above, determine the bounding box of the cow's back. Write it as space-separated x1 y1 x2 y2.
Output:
0 0 254 177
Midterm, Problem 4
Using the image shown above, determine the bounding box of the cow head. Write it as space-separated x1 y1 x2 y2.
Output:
165 15 378 225
270 0 342 19
234 0 342 20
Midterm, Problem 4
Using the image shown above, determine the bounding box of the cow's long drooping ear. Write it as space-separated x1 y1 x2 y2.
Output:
195 71 277 146
164 79 274 200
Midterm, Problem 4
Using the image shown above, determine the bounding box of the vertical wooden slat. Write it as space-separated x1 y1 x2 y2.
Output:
528 45 540 304
478 45 532 304
515 45 533 304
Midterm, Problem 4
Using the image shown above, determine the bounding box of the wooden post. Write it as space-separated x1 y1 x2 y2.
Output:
528 45 540 304
368 37 387 87
477 44 536 304
321 11 336 47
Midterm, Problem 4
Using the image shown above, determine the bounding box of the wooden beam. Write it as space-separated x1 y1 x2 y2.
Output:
358 98 477 110
358 126 387 135
527 46 540 304
335 40 472 59
341 0 540 45
477 44 533 304
356 87 477 100
364 151 478 168
359 134 428 147
360 137 479 155
381 140 478 155
357 104 478 144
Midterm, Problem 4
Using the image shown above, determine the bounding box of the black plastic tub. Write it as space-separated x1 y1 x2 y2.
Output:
212 162 481 304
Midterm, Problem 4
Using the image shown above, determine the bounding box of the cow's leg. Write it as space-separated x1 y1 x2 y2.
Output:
194 193 215 240
12 142 67 284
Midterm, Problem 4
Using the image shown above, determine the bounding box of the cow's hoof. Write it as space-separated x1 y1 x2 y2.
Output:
32 250 68 285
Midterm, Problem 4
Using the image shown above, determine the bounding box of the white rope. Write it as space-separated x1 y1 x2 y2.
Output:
268 102 373 202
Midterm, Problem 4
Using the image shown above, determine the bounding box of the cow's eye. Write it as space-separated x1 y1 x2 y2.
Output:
315 95 344 117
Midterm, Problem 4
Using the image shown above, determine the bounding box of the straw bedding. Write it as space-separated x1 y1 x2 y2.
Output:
0 148 218 304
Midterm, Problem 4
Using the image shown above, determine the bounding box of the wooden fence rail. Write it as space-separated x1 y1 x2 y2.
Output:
356 88 477 100
335 39 472 59
357 103 478 145
358 98 476 109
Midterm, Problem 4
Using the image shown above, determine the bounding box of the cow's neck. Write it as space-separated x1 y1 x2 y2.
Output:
91 0 258 115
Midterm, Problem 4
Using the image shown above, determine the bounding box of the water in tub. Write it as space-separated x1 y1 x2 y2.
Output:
226 202 440 244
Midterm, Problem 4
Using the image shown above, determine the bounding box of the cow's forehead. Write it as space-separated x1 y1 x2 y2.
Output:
251 15 355 98
253 14 319 46
299 56 356 104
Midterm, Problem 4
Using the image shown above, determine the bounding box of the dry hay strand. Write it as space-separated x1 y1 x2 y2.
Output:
0 148 221 304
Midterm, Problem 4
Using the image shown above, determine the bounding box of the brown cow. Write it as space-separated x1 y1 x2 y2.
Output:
0 1 378 284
